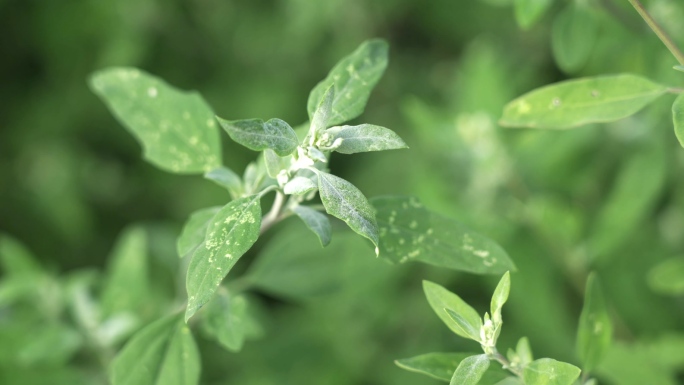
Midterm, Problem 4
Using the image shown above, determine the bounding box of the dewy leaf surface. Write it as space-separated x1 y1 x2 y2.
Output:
292 205 332 246
307 39 389 126
185 195 262 321
372 196 514 274
110 314 200 385
326 124 408 154
90 67 221 174
423 280 482 341
217 117 298 156
577 273 612 372
176 206 222 259
450 354 490 385
500 74 668 129
315 170 379 251
523 358 581 385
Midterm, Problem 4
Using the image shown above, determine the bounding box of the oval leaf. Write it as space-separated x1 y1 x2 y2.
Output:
204 167 243 199
90 67 221 174
200 291 259 352
647 257 684 296
500 74 668 129
450 354 490 385
673 93 684 148
217 117 298 156
307 39 389 126
423 280 482 341
372 196 515 274
292 205 332 246
176 206 222 259
490 271 511 325
523 358 581 385
101 226 148 317
577 273 612 372
551 2 599 73
284 176 318 196
326 124 408 154
185 195 262 321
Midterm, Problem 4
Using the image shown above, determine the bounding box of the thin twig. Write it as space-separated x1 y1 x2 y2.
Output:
627 0 684 65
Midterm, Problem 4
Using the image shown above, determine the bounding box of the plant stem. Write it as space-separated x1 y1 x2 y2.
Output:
260 191 285 234
627 0 684 66
490 351 523 377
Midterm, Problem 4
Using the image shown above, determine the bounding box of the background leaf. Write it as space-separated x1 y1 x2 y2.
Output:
647 257 684 296
551 2 599 73
576 273 612 373
514 0 553 29
90 67 221 174
200 290 259 352
673 93 684 147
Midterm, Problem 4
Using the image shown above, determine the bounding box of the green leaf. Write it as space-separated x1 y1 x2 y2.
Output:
310 85 335 135
204 167 242 199
325 124 408 154
516 337 533 366
101 226 148 317
90 67 221 174
185 195 262 321
423 280 482 341
292 205 332 246
647 257 684 296
217 117 298 156
177 206 221 259
110 314 200 385
577 273 612 373
675 65 684 72
514 0 553 29
551 2 599 73
200 290 258 352
314 170 379 252
490 271 510 325
263 149 289 179
450 354 490 385
372 196 515 274
523 358 581 385
284 176 318 196
395 352 509 383
500 74 668 129
673 93 684 147
0 234 42 277
307 39 389 126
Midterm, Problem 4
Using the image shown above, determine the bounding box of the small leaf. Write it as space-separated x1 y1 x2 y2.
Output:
395 352 509 383
314 170 378 251
423 280 482 341
204 167 242 198
523 358 581 385
500 74 668 129
673 94 684 147
372 196 515 274
90 67 221 174
185 195 262 321
310 85 335 135
110 314 200 385
263 149 289 179
647 257 684 296
514 0 553 29
674 65 684 72
284 176 318 196
516 337 533 366
177 206 221 259
0 234 42 277
200 291 258 352
292 205 332 246
490 271 510 325
577 273 612 372
450 354 490 385
217 117 298 156
307 39 389 126
325 124 408 154
101 226 148 318
551 2 599 73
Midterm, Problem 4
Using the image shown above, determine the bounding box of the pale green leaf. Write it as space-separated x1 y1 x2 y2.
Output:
263 149 289 179
284 176 318 196
307 39 389 126
514 0 553 29
310 85 335 135
673 94 684 147
450 354 490 385
674 65 684 72
325 124 408 154
551 2 599 73
101 226 148 317
490 271 510 325
523 358 581 385
500 74 668 129
647 258 684 296
314 170 378 251
577 273 612 373
200 290 258 352
177 206 221 259
185 195 262 321
395 352 509 383
598 342 678 385
217 117 298 156
110 314 200 385
292 205 332 246
90 67 221 174
0 234 42 277
516 337 533 366
372 196 514 274
423 280 482 341
204 167 242 199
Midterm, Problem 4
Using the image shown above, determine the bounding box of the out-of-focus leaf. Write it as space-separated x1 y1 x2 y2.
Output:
450 354 490 385
514 0 553 29
217 117 298 156
523 358 581 385
176 206 221 259
292 205 331 247
551 2 599 73
577 273 612 372
673 94 684 147
16 323 82 366
597 342 677 385
200 290 259 352
500 74 667 129
0 234 42 277
395 352 508 383
423 280 482 341
647 258 684 296
325 124 408 154
90 67 221 174
101 226 148 317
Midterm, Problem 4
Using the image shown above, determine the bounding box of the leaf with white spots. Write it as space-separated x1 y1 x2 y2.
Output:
523 358 581 385
500 74 668 129
90 67 221 174
217 117 298 156
292 205 331 246
110 314 200 385
449 354 490 385
185 195 262 322
423 280 482 341
307 39 389 127
204 167 242 199
314 170 378 252
176 206 221 259
372 196 514 274
325 124 408 154
284 177 318 196
577 273 612 373
200 291 260 352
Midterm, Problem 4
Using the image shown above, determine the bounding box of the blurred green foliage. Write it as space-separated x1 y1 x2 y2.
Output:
2 0 684 384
